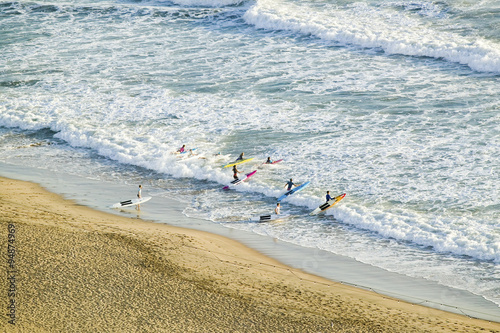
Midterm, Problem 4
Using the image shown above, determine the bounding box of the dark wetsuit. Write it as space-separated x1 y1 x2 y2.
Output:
233 165 239 180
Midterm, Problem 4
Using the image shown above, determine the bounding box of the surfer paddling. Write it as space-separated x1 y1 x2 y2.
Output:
263 157 282 165
171 144 186 155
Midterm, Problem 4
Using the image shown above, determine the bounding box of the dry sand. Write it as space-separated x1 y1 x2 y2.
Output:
0 176 499 332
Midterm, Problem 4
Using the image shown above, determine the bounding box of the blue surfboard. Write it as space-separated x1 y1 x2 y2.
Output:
277 181 310 202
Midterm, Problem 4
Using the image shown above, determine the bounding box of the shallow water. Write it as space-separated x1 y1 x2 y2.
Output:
2 161 499 322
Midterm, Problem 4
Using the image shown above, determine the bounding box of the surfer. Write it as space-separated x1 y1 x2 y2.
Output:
177 145 186 153
284 178 297 191
137 185 143 210
232 165 242 180
236 152 244 161
326 191 333 202
275 203 281 215
265 157 273 164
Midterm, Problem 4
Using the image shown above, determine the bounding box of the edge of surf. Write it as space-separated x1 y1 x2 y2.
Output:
0 160 499 323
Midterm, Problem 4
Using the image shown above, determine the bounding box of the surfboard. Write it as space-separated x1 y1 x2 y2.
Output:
222 158 254 168
111 196 151 208
223 170 257 190
262 159 283 165
251 214 290 222
309 193 346 215
277 181 310 202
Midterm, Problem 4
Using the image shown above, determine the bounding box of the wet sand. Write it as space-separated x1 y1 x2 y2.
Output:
1 176 499 332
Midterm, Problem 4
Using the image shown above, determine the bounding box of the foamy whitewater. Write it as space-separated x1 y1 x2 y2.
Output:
1 0 499 311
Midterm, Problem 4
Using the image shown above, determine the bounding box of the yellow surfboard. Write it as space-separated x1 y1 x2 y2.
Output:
222 158 254 168
310 193 346 215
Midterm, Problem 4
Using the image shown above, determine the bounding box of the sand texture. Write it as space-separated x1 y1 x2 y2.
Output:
0 176 499 332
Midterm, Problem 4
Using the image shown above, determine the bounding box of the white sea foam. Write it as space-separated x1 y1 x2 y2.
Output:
1 80 498 264
169 0 245 6
243 0 500 73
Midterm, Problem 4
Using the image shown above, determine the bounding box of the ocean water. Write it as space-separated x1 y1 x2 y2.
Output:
1 0 499 312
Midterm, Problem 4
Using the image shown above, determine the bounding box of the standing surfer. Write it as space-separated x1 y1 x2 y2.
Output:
284 178 298 191
137 185 143 210
232 165 242 180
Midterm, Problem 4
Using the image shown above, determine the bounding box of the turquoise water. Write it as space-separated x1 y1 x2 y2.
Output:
1 0 499 310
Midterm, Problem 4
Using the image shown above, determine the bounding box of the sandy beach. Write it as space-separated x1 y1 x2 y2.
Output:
0 176 499 332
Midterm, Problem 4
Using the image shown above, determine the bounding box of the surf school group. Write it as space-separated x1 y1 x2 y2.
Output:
115 145 346 220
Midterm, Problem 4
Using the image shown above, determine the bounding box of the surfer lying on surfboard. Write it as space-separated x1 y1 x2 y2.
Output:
171 144 189 155
222 156 254 168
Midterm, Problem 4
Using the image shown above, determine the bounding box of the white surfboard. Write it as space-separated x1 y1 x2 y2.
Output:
111 196 151 208
250 214 290 222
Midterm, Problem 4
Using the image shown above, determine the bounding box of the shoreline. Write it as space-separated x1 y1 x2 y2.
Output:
0 175 499 331
1 161 500 321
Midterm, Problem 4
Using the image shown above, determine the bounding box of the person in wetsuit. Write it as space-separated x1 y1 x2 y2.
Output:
233 165 242 180
284 178 297 191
